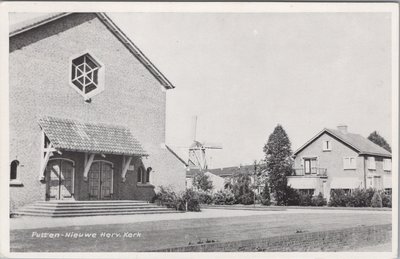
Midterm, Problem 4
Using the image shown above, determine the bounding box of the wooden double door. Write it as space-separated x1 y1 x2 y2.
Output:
88 161 113 200
46 159 75 200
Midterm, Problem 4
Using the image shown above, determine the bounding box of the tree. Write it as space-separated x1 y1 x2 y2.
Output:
371 192 382 208
231 172 255 205
368 131 391 152
192 171 213 192
263 124 293 205
250 159 265 205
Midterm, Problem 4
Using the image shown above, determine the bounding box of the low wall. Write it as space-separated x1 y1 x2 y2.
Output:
152 224 391 252
202 204 391 211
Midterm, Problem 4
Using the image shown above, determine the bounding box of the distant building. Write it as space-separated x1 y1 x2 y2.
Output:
186 164 265 193
289 125 392 200
9 13 186 211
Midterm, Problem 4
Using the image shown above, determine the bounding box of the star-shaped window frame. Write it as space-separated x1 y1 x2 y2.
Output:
69 52 105 100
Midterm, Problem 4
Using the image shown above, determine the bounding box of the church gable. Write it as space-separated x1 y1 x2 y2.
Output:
10 12 174 97
9 13 171 150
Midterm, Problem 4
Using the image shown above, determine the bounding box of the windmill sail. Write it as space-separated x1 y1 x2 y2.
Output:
186 116 223 170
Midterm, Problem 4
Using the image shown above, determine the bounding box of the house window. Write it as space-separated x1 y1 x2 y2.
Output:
10 160 19 180
368 157 376 170
10 160 23 187
322 140 332 151
342 189 351 194
298 189 315 196
343 157 356 170
145 167 152 183
137 166 150 184
331 188 351 194
70 53 104 100
304 158 317 174
383 159 392 171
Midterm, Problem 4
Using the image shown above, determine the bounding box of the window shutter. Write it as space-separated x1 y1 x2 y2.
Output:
368 157 376 170
351 157 356 169
384 159 391 171
343 157 348 169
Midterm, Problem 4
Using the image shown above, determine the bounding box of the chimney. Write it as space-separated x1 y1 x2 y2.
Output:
337 124 348 134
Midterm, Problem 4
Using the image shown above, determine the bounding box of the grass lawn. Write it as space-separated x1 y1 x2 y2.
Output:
10 211 391 252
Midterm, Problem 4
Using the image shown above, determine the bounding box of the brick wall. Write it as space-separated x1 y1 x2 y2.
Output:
152 224 391 252
9 13 185 209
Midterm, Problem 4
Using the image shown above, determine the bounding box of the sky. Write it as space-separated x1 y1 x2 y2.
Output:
10 12 393 169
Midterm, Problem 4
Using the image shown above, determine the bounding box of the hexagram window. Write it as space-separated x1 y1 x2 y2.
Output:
71 54 101 95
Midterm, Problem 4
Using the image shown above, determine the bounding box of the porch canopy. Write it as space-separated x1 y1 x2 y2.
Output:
38 116 148 181
287 177 318 189
39 116 148 156
330 177 362 189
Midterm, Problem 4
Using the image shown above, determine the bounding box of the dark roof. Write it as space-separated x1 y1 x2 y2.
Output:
294 128 391 158
10 13 69 36
9 12 174 90
39 116 148 156
186 164 261 178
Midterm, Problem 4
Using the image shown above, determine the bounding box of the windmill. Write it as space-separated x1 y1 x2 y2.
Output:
187 116 222 171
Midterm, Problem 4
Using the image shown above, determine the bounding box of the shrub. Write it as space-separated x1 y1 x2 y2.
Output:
192 171 213 192
311 192 327 206
154 186 201 211
213 189 236 205
382 193 392 208
365 188 376 207
197 190 213 205
260 196 271 206
285 186 300 206
371 192 383 208
177 188 201 212
153 185 178 208
260 182 271 205
298 192 312 206
328 188 394 208
328 189 348 207
346 188 372 207
232 173 255 205
240 193 255 205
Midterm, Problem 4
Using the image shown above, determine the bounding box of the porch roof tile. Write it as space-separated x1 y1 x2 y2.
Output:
38 116 148 156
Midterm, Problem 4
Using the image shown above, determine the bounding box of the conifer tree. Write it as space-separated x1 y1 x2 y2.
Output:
368 131 391 153
263 124 293 205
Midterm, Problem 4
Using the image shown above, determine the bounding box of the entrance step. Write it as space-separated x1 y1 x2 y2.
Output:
16 200 181 217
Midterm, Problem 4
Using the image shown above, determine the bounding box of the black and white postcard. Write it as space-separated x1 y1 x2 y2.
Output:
0 2 398 258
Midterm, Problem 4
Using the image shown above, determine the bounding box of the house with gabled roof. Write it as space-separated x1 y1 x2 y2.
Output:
9 12 186 215
288 125 392 200
186 164 265 193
